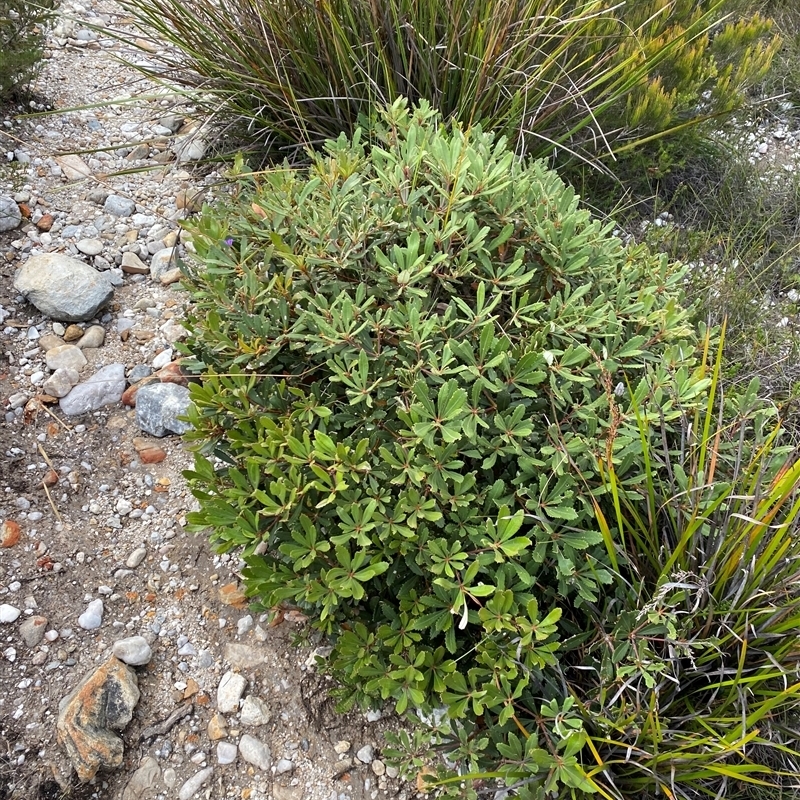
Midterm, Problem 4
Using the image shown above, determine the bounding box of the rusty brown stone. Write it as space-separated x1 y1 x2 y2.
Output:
43 469 59 487
218 582 247 608
57 656 140 782
36 213 54 231
138 447 167 464
63 324 84 342
156 360 188 386
0 520 21 548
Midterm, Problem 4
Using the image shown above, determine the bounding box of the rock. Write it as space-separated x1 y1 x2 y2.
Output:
121 756 160 800
163 767 177 788
60 364 126 416
224 643 266 669
19 615 48 647
238 734 271 771
128 364 152 382
126 547 147 568
126 143 149 161
38 333 65 351
172 136 207 163
135 382 192 436
156 360 189 385
159 113 184 133
177 767 213 800
216 671 247 713
86 188 109 205
55 154 92 181
138 445 167 464
356 744 374 764
112 636 152 666
240 695 271 726
0 195 22 232
333 741 351 755
46 344 87 373
159 267 183 285
1 520 21 548
64 324 84 342
218 583 247 609
78 599 104 630
152 348 173 370
0 604 21 623
207 713 227 741
237 614 253 636
43 368 80 398
160 320 188 343
275 758 294 774
120 252 149 274
371 759 386 776
56 656 140 781
149 247 177 281
217 741 237 765
76 238 103 256
76 325 105 349
13 254 114 322
104 195 136 217
36 213 54 232
176 189 203 213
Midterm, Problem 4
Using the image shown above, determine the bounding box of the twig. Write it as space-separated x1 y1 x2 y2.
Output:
139 701 193 740
37 444 62 523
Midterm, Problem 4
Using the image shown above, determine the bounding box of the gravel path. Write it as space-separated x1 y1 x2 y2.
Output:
0 3 412 799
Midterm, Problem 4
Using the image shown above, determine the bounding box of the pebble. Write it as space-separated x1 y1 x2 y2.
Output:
356 745 374 764
149 247 177 281
177 767 213 800
238 734 271 771
0 604 21 623
0 195 22 231
240 695 271 726
121 251 150 274
152 348 173 370
217 741 237 765
135 382 192 436
43 367 80 398
78 598 104 630
126 547 147 568
333 741 351 755
112 636 152 666
216 670 247 713
371 759 385 776
76 238 103 256
104 194 136 217
275 758 294 774
76 325 106 349
19 616 48 647
46 344 87 372
60 363 126 416
237 614 253 636
1 520 22 547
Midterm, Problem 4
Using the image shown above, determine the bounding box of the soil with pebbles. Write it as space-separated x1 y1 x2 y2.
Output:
0 4 415 800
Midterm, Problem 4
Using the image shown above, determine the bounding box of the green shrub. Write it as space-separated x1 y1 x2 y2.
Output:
179 100 725 796
0 0 58 102
119 0 777 162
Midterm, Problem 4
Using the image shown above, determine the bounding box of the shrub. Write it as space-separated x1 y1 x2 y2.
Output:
179 100 727 796
119 0 777 162
0 0 58 102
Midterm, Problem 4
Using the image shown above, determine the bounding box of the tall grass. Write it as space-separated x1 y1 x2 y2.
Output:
119 0 777 160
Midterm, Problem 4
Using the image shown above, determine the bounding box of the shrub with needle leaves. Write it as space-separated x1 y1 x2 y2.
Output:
0 0 58 101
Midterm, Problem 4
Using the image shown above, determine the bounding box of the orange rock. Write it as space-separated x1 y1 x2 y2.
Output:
156 360 188 386
139 447 167 464
64 325 84 342
36 213 54 231
18 203 31 218
207 712 227 741
218 582 247 608
43 469 59 487
183 678 200 699
0 520 21 547
56 656 140 782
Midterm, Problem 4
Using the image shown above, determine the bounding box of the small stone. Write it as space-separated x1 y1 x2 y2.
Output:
19 615 48 647
56 656 140 781
240 695 271 727
159 267 183 286
36 214 54 232
172 136 207 163
121 252 150 274
1 520 21 547
178 767 213 800
207 713 227 741
0 604 21 623
217 671 247 713
126 547 147 568
371 759 385 776
104 195 136 217
163 767 177 788
55 154 92 181
217 741 237 765
385 765 399 779
135 382 192 436
176 189 203 213
38 333 65 351
237 615 253 636
78 598 104 630
149 247 177 281
126 143 150 161
333 741 351 755
112 636 152 666
129 364 153 382
356 745 374 764
152 348 173 370
76 325 105 349
64 324 84 342
14 254 114 322
121 756 160 800
238 734 271 771
275 758 294 774
0 195 22 232
138 446 167 464
218 582 247 608
60 363 126 416
46 344 87 373
43 367 80 398
76 238 103 256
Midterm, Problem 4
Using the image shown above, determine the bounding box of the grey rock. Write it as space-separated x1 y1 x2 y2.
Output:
172 136 207 163
60 363 126 416
149 247 177 281
55 154 92 181
275 758 294 774
216 670 246 713
43 368 80 398
117 318 135 334
78 599 104 630
127 365 151 383
20 615 48 647
76 325 105 349
237 614 253 636
45 344 87 373
356 744 374 764
76 238 103 256
38 333 65 351
224 643 267 669
104 195 136 217
0 604 21 623
135 382 192 437
121 756 160 800
0 195 21 232
126 547 147 568
112 636 152 666
240 695 271 727
178 767 213 800
14 254 114 322
159 113 184 133
86 188 109 205
56 656 139 781
121 251 149 274
238 734 271 771
217 741 237 765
